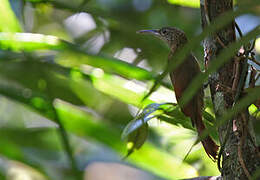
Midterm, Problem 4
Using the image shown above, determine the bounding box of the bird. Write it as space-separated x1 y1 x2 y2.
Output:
137 27 219 160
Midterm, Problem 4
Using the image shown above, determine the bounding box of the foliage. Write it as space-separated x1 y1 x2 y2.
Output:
0 0 259 179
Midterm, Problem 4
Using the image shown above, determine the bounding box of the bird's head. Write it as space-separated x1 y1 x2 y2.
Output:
137 27 188 52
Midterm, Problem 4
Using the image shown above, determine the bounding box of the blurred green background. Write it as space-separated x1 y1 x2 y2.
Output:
0 0 259 179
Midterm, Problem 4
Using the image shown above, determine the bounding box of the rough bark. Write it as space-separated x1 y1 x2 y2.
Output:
200 0 260 179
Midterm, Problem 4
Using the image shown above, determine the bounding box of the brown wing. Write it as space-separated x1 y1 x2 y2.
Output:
169 54 203 121
169 54 218 160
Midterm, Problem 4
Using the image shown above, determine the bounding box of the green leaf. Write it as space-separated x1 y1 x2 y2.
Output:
0 32 154 81
90 71 153 106
0 79 55 120
249 104 260 118
0 33 67 51
0 60 83 106
55 100 198 179
0 68 198 179
160 107 194 130
0 0 22 32
167 0 200 8
125 123 148 158
255 37 260 54
0 128 62 179
0 127 78 180
122 103 183 157
0 60 83 175
57 50 154 81
122 103 175 140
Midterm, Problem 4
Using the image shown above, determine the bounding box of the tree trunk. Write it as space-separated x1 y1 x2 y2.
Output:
200 0 260 179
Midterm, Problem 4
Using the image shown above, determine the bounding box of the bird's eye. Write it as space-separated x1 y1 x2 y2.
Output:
161 29 167 35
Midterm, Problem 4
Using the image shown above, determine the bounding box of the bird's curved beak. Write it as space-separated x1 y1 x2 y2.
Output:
136 29 160 37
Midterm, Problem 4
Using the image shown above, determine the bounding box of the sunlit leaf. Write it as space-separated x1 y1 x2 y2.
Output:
0 32 154 80
80 68 174 107
249 104 260 118
0 0 22 32
0 33 67 51
256 37 260 53
167 0 200 8
91 72 153 106
125 123 148 158
57 50 154 80
55 100 198 179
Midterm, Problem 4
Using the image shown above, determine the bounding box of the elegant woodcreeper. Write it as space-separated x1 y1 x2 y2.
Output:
137 27 219 160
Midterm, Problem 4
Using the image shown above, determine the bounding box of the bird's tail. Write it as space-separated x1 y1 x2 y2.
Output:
193 115 219 160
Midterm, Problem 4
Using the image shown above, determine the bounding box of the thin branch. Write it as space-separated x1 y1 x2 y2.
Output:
216 35 227 48
53 108 80 179
256 74 260 82
237 113 252 179
248 39 256 52
248 56 260 67
235 22 243 38
204 0 210 25
232 57 241 91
